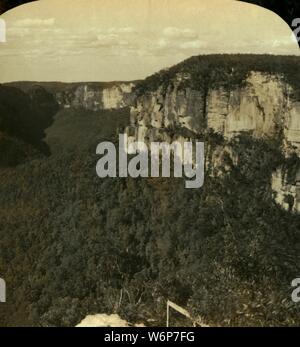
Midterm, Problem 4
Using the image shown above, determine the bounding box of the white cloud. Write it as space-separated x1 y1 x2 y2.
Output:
163 27 197 39
180 40 206 49
93 33 120 48
157 38 168 48
271 35 298 48
109 27 136 34
14 18 56 27
8 18 57 38
97 33 118 41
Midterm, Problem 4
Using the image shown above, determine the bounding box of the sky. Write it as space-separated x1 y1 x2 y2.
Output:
0 0 299 82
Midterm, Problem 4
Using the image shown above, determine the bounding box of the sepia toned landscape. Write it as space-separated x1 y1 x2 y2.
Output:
0 0 300 327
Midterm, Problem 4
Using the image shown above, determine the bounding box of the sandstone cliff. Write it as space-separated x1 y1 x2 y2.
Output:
56 82 135 111
127 55 300 212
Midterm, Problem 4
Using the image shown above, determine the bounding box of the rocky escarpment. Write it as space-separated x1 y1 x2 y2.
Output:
129 71 300 151
56 82 135 111
127 55 300 213
272 167 300 212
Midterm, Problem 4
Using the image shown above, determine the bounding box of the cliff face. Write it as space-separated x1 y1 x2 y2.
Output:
127 61 300 213
272 168 300 212
129 72 300 149
56 82 135 111
2 56 299 212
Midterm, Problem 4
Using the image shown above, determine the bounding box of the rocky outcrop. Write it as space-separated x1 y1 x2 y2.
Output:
272 168 300 213
285 101 300 154
76 314 145 327
129 72 299 147
127 69 300 212
129 73 204 135
207 73 286 137
56 82 135 111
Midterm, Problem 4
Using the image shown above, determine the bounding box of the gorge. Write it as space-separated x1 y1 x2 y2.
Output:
0 54 300 327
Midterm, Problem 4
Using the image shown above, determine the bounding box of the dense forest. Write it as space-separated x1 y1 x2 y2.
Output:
0 55 300 326
0 113 299 326
0 85 58 166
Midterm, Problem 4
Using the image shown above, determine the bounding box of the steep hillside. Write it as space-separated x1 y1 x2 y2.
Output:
5 81 136 111
0 55 300 327
129 54 300 212
0 84 58 165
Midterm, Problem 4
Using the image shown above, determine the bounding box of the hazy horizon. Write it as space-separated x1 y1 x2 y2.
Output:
1 53 299 84
0 0 299 83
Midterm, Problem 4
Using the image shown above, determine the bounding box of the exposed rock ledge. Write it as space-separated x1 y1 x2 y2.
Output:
127 71 300 212
56 82 135 111
76 313 145 327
